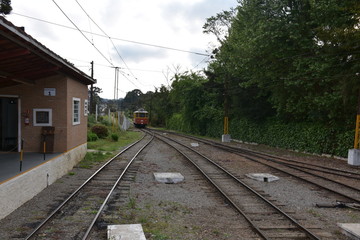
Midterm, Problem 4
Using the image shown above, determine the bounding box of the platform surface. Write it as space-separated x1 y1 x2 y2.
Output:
154 172 184 184
0 152 61 183
108 224 146 240
338 223 360 240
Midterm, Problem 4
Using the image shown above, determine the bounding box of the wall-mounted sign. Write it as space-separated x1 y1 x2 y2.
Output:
44 88 56 96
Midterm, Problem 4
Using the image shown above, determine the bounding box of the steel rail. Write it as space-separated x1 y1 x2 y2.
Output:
82 134 154 239
25 134 147 240
152 130 321 240
151 128 360 177
230 151 360 204
150 129 360 203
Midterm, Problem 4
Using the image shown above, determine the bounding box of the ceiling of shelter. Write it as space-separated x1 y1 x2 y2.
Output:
0 35 60 89
0 17 94 90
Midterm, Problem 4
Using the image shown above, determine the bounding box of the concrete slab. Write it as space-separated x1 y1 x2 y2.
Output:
338 223 360 240
222 134 231 143
154 172 184 184
107 224 146 240
348 149 360 166
190 142 199 147
246 173 279 182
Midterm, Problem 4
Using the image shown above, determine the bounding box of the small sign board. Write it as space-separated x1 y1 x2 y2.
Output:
44 88 56 96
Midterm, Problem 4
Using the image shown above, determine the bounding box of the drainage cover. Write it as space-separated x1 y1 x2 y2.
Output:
246 173 279 182
154 172 184 184
107 224 146 240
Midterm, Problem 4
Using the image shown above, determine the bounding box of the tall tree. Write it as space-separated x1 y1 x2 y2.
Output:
0 0 12 14
206 0 360 125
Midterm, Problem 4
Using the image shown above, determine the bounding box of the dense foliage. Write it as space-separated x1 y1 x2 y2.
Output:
118 0 360 157
0 0 12 14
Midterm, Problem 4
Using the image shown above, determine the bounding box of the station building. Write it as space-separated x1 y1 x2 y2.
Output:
0 17 95 219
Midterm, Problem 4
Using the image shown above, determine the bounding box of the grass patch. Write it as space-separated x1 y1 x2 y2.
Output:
117 200 192 240
87 130 142 152
79 130 143 169
78 151 112 169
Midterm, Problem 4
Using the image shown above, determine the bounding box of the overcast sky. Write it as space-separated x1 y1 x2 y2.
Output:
6 0 237 99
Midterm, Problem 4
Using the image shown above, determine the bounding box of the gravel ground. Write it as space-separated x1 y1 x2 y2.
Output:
0 132 359 239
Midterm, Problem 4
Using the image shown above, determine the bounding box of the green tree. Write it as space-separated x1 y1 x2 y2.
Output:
206 0 360 125
170 71 222 134
0 0 12 15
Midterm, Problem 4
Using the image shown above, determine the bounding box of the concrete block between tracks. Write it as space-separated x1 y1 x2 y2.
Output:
154 172 184 184
348 149 360 166
246 173 279 182
338 223 360 240
108 224 146 240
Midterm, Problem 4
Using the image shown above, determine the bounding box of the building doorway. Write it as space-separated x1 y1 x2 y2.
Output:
0 97 18 151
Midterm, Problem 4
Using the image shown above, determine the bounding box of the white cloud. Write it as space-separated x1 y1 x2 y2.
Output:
7 0 238 99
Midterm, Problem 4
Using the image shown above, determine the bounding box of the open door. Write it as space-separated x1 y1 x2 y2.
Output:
0 97 18 151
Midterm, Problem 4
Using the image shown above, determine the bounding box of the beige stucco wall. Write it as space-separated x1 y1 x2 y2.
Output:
66 77 88 150
0 74 88 152
0 143 87 220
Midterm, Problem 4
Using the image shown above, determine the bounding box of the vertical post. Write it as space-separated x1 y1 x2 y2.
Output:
354 114 360 149
95 104 98 122
43 135 46 160
224 116 229 135
19 139 24 171
90 61 94 114
348 90 360 165
222 76 231 142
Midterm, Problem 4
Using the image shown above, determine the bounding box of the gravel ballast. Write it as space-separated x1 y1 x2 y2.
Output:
0 133 359 239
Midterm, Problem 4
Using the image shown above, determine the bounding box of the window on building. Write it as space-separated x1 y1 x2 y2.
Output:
73 98 80 125
84 99 89 116
33 109 52 126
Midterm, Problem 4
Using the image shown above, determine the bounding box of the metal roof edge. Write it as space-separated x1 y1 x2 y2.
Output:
0 16 96 85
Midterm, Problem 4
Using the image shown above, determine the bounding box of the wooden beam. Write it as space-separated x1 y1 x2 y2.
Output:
0 49 30 59
14 66 59 78
0 70 35 85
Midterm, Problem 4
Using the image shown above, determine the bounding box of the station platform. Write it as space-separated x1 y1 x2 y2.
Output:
0 152 62 183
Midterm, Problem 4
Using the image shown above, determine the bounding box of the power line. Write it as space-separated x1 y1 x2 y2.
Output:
51 0 114 67
74 0 141 86
10 12 211 57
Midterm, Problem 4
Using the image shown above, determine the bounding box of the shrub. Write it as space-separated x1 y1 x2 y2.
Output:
111 133 119 142
91 125 109 139
87 132 98 142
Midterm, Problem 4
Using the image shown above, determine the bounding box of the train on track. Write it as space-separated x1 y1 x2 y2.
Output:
133 109 149 128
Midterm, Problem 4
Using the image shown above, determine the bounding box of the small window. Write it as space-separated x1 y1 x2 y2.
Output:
73 98 80 125
84 99 89 116
33 109 52 126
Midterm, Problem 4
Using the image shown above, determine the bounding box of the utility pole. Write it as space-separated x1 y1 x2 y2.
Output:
90 61 94 114
348 89 360 165
222 76 231 142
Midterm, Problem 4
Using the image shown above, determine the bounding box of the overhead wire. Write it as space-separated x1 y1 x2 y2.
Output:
11 12 210 56
74 0 140 88
51 0 114 67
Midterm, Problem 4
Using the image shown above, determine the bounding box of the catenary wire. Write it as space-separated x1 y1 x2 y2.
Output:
74 0 140 87
51 0 115 67
10 12 211 57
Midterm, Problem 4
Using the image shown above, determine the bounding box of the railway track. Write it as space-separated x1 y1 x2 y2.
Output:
148 129 322 239
25 133 153 240
150 129 360 205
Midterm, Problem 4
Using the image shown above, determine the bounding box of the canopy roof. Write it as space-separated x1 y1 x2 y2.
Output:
0 16 95 89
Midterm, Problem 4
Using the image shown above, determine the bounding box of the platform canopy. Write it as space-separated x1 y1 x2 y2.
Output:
0 16 96 89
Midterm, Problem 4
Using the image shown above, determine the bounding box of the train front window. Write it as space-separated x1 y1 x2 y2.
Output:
139 113 146 117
